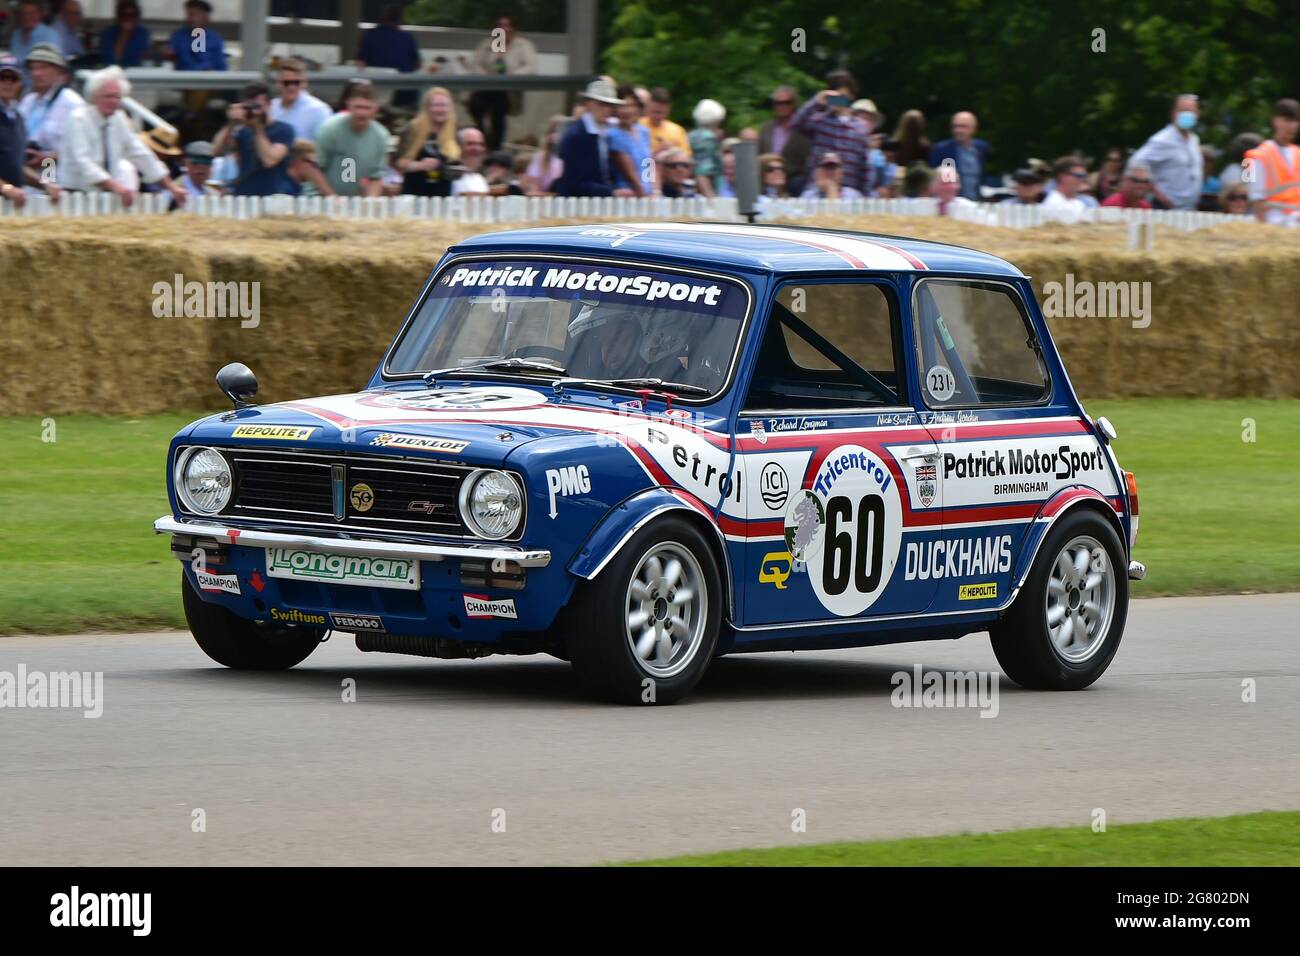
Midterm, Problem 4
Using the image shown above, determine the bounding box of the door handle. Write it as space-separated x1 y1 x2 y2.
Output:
902 451 938 464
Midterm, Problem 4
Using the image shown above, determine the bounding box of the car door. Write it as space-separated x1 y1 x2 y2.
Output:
910 277 1103 614
736 278 939 627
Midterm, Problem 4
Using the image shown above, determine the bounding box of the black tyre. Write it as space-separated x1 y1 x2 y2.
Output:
181 571 323 670
566 517 722 704
991 508 1128 690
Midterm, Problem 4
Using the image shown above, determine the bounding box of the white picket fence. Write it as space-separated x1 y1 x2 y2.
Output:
0 190 1252 234
948 199 1252 231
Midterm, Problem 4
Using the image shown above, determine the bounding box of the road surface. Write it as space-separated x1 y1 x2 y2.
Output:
1 593 1296 865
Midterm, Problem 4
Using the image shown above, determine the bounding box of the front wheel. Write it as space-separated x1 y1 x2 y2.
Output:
182 571 323 669
990 509 1127 690
565 517 722 704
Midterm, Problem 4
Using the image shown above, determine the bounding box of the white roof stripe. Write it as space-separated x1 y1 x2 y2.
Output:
621 222 926 271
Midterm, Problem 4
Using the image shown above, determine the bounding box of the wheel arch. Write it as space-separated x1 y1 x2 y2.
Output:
1011 488 1127 599
567 488 735 623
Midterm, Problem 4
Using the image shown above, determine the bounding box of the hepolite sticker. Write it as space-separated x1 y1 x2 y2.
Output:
796 444 903 617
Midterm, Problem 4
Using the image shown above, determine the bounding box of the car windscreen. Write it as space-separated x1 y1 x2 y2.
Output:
386 259 751 397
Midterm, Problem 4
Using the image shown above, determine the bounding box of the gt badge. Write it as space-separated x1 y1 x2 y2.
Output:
350 483 375 512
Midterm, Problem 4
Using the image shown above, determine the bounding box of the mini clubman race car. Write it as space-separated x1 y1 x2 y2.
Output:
156 222 1145 704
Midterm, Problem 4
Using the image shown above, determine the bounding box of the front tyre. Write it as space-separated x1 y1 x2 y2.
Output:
181 571 323 670
990 509 1127 690
566 517 722 704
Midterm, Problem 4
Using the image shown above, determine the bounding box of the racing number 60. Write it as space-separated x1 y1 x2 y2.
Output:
823 494 885 595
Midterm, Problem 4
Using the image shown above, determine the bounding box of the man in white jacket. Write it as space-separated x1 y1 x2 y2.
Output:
58 66 187 206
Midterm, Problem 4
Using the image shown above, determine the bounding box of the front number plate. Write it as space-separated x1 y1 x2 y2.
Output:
264 547 421 591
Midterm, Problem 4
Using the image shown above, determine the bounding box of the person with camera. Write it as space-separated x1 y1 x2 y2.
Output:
790 70 871 196
212 81 296 197
395 86 459 197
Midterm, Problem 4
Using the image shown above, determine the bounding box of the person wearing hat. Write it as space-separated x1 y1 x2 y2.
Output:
137 125 184 186
164 0 228 71
799 151 864 200
1 57 31 207
1000 167 1045 205
58 65 187 206
9 1 60 71
553 78 627 197
18 42 84 169
178 140 221 196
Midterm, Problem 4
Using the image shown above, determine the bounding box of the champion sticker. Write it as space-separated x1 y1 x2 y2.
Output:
463 594 518 619
196 569 241 595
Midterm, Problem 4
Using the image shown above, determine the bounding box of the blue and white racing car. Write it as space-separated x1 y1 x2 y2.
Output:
157 222 1145 703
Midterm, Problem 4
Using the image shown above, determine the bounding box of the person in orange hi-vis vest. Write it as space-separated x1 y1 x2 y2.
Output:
1245 98 1300 225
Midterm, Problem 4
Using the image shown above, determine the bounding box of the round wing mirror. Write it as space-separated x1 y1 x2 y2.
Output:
216 363 259 408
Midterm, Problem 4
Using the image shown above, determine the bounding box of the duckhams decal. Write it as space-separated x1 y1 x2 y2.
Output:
793 444 904 617
905 534 1013 581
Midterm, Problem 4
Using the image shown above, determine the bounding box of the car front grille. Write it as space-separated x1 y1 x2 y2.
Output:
219 447 481 538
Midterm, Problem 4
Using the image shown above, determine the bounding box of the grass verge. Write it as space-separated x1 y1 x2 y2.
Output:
0 399 1296 634
628 810 1300 866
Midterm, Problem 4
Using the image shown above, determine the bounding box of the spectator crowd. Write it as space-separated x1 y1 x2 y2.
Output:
2 1 1298 225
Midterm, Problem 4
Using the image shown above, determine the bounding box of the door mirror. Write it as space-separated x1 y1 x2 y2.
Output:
216 363 258 408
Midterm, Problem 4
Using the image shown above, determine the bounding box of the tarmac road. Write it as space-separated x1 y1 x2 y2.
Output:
0 593 1296 866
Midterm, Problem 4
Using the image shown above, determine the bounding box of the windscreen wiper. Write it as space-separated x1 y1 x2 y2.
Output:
552 377 711 397
423 358 566 384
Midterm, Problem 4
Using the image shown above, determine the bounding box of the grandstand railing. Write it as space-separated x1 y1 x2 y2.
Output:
0 192 1254 231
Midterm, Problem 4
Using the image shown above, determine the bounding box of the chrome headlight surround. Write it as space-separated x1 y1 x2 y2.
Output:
174 446 233 516
458 469 524 540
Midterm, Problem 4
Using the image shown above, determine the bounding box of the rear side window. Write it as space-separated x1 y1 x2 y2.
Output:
743 281 902 411
912 279 1050 407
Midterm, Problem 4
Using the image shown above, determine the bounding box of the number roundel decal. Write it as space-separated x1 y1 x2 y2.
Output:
787 444 903 617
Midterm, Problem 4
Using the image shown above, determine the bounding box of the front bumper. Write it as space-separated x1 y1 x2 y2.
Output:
153 516 552 567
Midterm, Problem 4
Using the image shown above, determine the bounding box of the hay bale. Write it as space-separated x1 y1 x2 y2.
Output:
2 214 1297 415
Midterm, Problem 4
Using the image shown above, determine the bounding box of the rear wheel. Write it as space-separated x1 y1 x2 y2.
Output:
566 517 722 704
182 571 323 669
990 509 1127 690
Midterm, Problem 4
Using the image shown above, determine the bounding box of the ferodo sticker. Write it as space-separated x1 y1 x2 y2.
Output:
231 424 317 440
787 444 903 617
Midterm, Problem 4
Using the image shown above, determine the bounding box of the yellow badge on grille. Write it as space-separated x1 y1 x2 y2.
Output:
350 483 375 512
231 425 317 440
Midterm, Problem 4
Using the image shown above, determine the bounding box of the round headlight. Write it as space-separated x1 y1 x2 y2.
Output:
176 446 232 515
459 469 523 540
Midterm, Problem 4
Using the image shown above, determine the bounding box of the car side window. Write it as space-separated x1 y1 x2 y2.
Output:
912 279 1050 408
743 282 901 411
